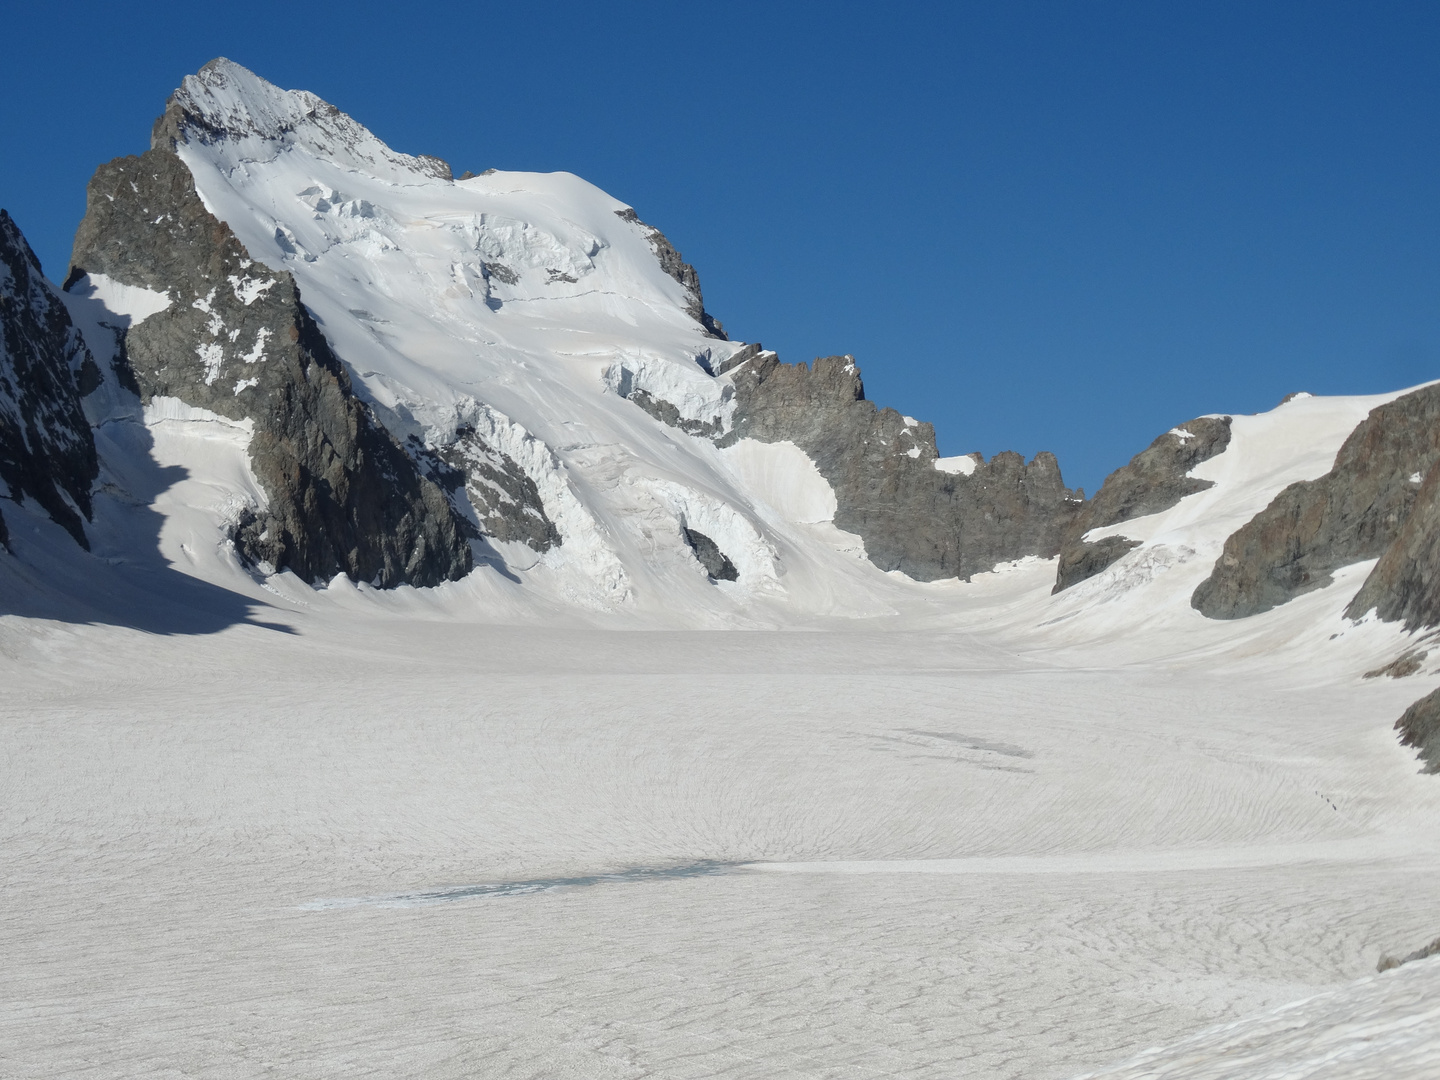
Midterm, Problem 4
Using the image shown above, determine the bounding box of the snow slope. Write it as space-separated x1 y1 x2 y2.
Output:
2 619 1438 1079
1074 957 1440 1080
170 59 799 613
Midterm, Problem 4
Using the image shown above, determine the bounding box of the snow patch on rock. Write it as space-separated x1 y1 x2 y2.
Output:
643 478 780 588
64 273 173 327
601 353 733 432
935 453 980 476
429 397 630 606
719 439 837 525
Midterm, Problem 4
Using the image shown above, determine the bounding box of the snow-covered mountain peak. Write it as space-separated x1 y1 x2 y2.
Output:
157 58 452 183
140 60 792 611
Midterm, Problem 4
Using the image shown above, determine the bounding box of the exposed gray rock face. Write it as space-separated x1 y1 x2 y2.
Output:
68 146 471 587
1345 464 1440 629
1084 416 1231 530
1363 648 1428 679
1053 536 1142 594
1193 385 1440 620
682 527 738 581
1378 933 1440 972
482 261 519 286
1052 415 1232 593
412 427 559 551
721 351 1082 581
0 210 100 550
614 208 727 339
1394 687 1440 773
715 342 765 377
625 389 724 439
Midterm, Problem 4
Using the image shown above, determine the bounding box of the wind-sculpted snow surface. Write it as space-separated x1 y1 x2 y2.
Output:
1071 957 1440 1080
3 622 1440 1079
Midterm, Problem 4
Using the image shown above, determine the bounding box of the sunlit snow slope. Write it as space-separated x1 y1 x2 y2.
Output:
168 60 825 613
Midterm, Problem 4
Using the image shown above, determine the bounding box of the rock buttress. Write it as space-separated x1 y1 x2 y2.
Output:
721 351 1081 580
68 148 471 587
0 210 100 550
1344 460 1440 629
1395 687 1440 773
1052 415 1232 593
1192 385 1440 620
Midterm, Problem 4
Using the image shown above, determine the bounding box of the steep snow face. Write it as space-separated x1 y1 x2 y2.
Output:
167 59 773 610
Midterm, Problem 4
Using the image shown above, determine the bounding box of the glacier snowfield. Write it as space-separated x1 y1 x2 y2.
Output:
4 58 1440 1078
3 607 1438 1078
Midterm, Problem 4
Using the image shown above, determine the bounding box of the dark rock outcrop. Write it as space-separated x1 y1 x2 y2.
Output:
1394 686 1440 773
1345 463 1440 629
1363 649 1428 679
1053 536 1143 594
413 427 560 552
68 146 471 587
715 342 765 377
1082 417 1231 531
1051 415 1232 593
1193 385 1440 620
1378 934 1440 972
0 210 100 549
721 352 1082 581
626 388 724 439
614 208 726 339
683 527 738 581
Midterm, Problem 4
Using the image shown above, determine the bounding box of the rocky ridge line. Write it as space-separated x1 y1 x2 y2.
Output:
0 210 100 550
717 350 1081 581
614 208 727 340
1052 415 1232 593
1193 384 1440 621
152 58 454 183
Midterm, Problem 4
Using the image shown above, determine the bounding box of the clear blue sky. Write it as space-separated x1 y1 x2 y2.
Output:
4 2 1437 494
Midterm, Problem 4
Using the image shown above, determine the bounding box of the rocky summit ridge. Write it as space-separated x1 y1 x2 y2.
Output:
3 58 1440 766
